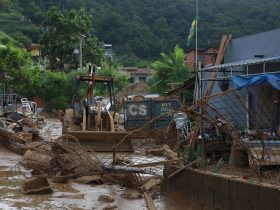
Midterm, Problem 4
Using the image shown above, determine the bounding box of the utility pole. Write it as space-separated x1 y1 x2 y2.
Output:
79 34 86 68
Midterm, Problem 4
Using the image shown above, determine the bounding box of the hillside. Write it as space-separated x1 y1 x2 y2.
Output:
1 0 280 64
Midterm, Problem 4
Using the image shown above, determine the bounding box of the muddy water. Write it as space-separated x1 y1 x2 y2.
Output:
0 118 189 210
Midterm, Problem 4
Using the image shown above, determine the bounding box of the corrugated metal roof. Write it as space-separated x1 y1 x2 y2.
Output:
202 55 280 70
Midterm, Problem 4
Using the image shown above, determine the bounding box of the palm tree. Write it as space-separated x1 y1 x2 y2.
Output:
149 45 190 94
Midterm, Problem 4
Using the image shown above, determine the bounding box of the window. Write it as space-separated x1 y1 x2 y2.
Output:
139 77 146 83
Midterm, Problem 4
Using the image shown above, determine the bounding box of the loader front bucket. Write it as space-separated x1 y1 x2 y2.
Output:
64 131 133 152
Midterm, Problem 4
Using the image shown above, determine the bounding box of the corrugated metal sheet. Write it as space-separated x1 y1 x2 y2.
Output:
202 56 280 71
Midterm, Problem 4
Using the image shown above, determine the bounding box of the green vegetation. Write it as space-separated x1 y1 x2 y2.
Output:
149 45 189 94
0 0 279 65
94 63 129 96
0 44 39 93
0 31 17 45
1 0 280 108
0 44 128 110
40 7 104 70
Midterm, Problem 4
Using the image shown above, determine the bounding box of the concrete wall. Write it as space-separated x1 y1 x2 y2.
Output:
162 165 280 210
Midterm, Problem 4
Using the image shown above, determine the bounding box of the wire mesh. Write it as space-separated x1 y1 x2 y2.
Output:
186 83 280 185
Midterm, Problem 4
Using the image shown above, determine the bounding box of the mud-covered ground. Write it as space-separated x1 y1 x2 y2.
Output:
0 118 190 210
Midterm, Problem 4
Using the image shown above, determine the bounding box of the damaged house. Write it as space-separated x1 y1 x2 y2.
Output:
200 29 280 132
195 29 280 181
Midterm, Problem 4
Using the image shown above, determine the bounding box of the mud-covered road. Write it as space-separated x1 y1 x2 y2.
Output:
0 118 189 210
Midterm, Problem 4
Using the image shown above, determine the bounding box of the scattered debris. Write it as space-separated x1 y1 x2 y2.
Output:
121 191 142 199
20 135 103 178
112 156 133 166
54 193 85 199
143 192 157 210
21 177 52 194
75 175 104 185
140 178 161 192
168 159 199 180
98 195 115 203
146 148 165 156
103 205 118 210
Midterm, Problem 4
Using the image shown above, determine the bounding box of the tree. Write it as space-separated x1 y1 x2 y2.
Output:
0 44 37 90
149 45 189 95
94 62 129 96
40 7 104 70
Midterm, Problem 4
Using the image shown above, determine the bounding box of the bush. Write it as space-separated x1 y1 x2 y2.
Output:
44 96 69 111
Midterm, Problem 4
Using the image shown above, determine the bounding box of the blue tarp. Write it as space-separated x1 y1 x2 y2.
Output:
232 73 280 91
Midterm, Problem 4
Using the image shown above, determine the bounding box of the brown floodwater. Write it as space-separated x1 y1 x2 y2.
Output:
0 118 190 210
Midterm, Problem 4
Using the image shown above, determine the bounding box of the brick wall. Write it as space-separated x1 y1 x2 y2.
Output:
162 165 280 210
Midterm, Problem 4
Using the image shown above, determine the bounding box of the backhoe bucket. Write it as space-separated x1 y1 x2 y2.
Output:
64 131 133 152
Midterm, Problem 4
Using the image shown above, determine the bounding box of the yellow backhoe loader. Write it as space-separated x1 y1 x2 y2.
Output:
63 65 133 152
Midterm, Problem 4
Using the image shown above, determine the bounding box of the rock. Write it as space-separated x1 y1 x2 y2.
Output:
98 195 115 203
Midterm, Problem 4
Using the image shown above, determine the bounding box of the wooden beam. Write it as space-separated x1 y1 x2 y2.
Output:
144 192 157 210
133 159 181 168
204 34 232 97
141 178 161 191
168 159 199 180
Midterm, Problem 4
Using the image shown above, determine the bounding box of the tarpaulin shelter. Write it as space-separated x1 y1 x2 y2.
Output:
233 73 280 91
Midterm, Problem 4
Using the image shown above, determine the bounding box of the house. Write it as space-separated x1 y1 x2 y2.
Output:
26 43 40 62
104 44 113 62
200 29 280 131
164 47 218 103
185 47 218 72
121 67 152 84
201 29 280 96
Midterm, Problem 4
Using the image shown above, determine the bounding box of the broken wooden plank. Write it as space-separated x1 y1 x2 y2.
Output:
133 159 181 168
144 192 156 210
168 159 199 180
204 34 232 97
141 178 161 191
162 144 179 160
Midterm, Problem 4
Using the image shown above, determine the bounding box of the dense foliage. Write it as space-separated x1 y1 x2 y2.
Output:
40 7 104 70
1 0 280 65
0 44 40 94
1 0 280 108
149 45 190 95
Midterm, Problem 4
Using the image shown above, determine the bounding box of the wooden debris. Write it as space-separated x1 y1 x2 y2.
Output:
75 175 104 185
55 194 84 199
168 159 199 180
98 195 115 203
121 191 142 199
144 192 157 210
141 178 161 191
146 148 165 156
103 205 118 210
21 177 52 194
162 144 179 160
112 156 133 166
133 159 181 168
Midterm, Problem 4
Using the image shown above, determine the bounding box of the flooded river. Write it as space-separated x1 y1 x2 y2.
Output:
0 118 189 210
